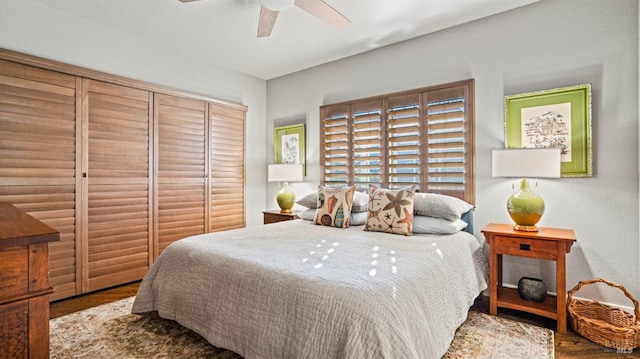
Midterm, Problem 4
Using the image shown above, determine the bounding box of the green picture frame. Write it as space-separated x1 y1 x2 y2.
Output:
504 84 592 177
274 123 306 175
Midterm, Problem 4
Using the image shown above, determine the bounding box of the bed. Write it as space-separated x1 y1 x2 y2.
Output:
132 201 488 359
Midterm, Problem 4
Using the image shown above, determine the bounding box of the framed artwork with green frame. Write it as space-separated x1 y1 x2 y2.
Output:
274 123 306 175
504 84 592 177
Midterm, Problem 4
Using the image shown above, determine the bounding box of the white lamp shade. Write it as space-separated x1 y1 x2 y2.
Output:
492 148 561 178
268 164 303 182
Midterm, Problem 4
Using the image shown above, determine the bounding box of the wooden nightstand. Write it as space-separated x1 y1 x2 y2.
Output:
482 223 577 334
263 210 300 224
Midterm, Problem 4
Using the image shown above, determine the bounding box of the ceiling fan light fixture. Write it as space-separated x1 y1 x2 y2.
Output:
259 0 294 11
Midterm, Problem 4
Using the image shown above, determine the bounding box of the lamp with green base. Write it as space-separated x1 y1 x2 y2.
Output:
268 164 304 213
492 148 561 232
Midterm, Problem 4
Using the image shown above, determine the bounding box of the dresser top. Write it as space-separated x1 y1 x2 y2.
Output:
0 202 60 248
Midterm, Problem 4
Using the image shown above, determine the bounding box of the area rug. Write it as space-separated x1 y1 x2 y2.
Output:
50 297 554 359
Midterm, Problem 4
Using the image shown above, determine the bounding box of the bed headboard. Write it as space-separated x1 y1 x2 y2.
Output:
461 210 474 234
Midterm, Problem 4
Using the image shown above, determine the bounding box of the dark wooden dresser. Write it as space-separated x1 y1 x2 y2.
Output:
0 203 60 358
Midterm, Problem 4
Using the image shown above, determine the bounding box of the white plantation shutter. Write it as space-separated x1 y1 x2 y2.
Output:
321 105 350 186
320 80 474 204
387 94 420 190
352 100 382 188
423 85 473 199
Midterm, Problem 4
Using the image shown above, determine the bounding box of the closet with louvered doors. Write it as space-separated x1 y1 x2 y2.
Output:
80 79 153 293
0 60 80 301
155 94 207 256
0 49 247 301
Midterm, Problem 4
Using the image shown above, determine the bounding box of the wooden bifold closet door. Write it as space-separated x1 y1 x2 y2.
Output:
209 103 245 232
80 79 153 292
0 60 79 301
155 93 207 256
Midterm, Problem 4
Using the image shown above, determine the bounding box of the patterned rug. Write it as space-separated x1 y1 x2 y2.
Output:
50 297 554 358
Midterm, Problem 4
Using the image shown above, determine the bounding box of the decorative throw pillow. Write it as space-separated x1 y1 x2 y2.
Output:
302 208 367 226
413 193 474 221
364 185 415 236
412 216 468 234
313 186 355 228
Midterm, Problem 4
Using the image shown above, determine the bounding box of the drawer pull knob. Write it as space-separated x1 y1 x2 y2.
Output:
519 243 531 251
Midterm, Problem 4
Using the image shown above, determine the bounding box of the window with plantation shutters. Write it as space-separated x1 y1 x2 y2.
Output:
320 80 474 204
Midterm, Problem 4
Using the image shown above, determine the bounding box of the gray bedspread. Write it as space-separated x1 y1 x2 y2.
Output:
132 220 487 359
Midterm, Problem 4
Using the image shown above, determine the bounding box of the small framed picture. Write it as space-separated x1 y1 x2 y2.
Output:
505 84 592 177
274 123 305 175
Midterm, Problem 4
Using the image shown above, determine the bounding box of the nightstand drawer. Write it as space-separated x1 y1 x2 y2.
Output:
263 210 300 224
493 236 558 260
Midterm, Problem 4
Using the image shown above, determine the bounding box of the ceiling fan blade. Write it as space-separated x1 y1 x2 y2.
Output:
258 6 279 37
294 0 350 30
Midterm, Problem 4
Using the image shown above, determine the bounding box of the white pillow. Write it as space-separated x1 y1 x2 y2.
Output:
296 193 318 209
413 216 468 234
349 211 368 226
300 208 316 221
413 193 474 221
297 190 369 212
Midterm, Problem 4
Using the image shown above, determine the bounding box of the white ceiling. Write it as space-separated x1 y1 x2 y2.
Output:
32 0 538 80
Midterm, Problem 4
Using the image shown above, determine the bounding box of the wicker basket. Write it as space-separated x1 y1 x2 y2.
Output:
568 278 640 350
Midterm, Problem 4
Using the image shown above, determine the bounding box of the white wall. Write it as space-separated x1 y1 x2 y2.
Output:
0 0 268 227
267 0 640 307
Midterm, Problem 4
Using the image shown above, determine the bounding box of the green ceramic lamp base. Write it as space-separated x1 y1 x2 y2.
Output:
276 181 295 213
507 178 545 232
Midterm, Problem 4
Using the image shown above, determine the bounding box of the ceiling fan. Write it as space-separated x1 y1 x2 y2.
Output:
179 0 350 38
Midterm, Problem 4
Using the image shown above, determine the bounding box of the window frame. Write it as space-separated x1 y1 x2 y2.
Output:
319 79 475 204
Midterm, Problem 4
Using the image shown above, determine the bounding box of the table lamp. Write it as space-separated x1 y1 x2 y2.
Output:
492 148 561 232
268 164 304 213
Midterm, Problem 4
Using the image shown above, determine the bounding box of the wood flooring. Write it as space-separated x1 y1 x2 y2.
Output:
50 282 639 358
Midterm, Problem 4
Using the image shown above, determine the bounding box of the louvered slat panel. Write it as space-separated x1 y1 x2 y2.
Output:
321 105 350 186
352 101 382 187
388 100 420 190
210 103 245 232
0 60 78 300
424 85 468 194
156 94 206 255
85 79 150 292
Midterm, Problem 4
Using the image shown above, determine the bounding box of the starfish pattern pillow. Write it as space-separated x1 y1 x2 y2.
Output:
364 185 416 236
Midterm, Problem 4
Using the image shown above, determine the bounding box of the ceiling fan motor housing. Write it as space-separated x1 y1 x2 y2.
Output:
260 0 295 11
